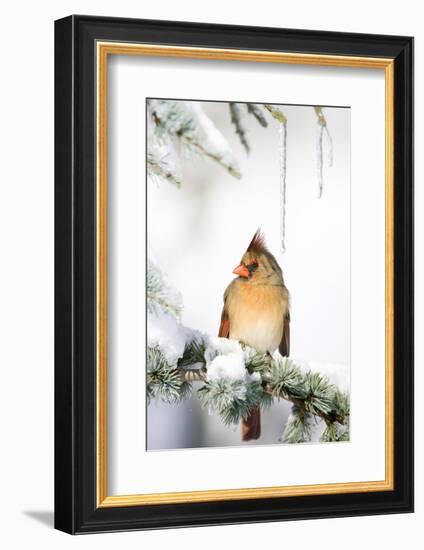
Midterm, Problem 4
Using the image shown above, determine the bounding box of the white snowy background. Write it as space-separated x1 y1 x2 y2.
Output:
147 101 351 449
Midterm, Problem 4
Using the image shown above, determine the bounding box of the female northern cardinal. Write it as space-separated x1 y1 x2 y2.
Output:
218 230 290 441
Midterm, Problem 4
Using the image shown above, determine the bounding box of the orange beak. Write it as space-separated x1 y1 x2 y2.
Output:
233 264 249 278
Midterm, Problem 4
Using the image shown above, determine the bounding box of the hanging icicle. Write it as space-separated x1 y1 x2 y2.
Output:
264 104 288 253
314 107 333 199
279 119 288 254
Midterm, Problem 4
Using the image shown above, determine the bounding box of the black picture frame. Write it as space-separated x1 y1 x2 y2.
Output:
55 14 414 534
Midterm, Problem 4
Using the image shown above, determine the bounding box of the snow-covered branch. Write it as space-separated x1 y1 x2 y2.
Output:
147 272 350 445
147 150 182 187
147 259 182 318
147 99 241 182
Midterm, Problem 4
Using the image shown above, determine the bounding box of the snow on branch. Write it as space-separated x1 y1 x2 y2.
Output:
147 295 350 444
147 259 183 318
147 149 182 187
147 99 241 181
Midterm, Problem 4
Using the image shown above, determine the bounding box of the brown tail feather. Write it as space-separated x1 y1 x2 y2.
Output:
241 407 261 441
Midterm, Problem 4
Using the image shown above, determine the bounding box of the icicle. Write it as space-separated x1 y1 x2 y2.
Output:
317 122 324 199
314 107 333 199
264 104 288 252
279 120 288 253
324 125 334 168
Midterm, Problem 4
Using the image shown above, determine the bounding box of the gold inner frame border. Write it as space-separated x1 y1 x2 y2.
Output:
96 42 394 508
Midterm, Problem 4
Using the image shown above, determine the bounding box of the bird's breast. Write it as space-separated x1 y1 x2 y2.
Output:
227 282 288 354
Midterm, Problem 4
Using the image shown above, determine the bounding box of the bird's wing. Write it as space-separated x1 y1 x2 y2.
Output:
218 285 231 338
278 311 290 357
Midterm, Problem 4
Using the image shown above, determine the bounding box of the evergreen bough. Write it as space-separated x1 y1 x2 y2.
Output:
147 335 350 444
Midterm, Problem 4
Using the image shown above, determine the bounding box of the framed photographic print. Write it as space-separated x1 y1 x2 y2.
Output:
54 15 414 534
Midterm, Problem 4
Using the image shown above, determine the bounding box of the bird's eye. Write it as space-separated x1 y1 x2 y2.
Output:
248 261 258 273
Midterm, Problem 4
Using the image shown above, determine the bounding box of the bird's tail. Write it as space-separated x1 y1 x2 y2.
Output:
241 407 261 441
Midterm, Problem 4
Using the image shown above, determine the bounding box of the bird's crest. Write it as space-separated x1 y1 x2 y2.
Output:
246 229 267 253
